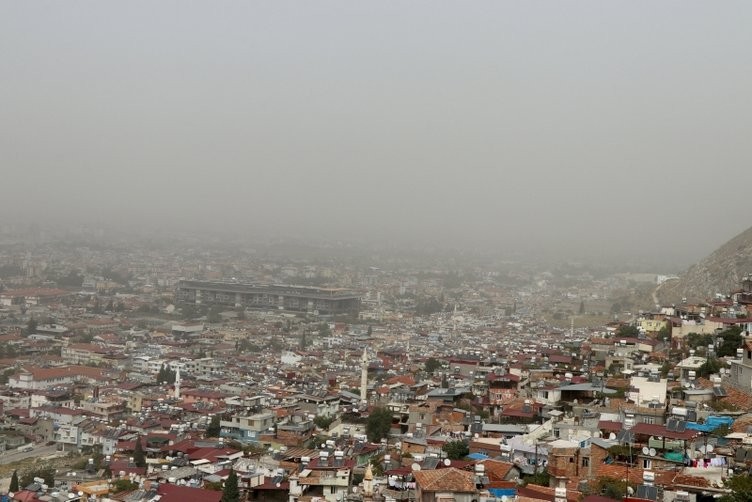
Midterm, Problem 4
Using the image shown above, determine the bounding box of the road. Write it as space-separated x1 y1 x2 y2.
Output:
0 444 60 465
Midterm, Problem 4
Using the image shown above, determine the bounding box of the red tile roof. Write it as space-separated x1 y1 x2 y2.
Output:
481 459 517 481
18 365 106 382
630 422 699 440
414 467 476 493
518 483 581 502
156 484 222 502
187 447 240 463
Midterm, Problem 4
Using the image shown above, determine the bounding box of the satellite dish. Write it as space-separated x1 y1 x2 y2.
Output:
649 448 657 457
444 458 451 466
707 444 714 453
699 446 706 454
411 463 421 471
609 433 617 440
642 447 650 455
501 497 509 502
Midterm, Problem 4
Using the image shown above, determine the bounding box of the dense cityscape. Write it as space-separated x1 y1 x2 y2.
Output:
0 228 751 502
4 2 752 501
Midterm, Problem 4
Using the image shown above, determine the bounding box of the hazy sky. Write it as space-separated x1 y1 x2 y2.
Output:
2 1 751 266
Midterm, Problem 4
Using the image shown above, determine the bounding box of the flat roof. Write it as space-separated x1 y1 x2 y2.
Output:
177 280 360 299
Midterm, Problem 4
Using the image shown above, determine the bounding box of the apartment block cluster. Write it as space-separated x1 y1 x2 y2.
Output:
2 243 752 502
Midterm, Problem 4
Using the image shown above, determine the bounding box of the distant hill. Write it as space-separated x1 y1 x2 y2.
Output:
659 226 752 304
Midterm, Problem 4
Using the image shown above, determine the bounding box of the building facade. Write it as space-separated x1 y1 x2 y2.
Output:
175 280 360 316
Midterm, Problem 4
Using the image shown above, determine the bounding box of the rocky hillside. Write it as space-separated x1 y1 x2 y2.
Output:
659 225 752 303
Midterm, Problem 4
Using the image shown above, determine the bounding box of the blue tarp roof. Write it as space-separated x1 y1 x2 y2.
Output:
489 488 517 497
686 416 734 433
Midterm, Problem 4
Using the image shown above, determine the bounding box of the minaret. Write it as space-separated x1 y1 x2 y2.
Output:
360 347 368 403
174 367 181 400
362 463 374 500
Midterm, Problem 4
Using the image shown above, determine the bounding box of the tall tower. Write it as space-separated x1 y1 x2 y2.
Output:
362 463 374 500
360 347 368 403
174 367 181 400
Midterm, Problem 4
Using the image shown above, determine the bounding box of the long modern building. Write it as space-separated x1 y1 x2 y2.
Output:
175 280 360 316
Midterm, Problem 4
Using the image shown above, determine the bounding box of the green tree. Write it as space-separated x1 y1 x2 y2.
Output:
133 437 146 468
221 469 240 502
578 300 585 315
24 317 38 336
313 415 335 430
718 326 744 357
593 477 631 499
687 332 713 350
615 325 640 338
366 407 393 442
719 474 752 502
657 325 671 342
697 358 722 378
442 440 469 460
206 414 222 438
20 466 55 487
157 364 176 384
10 470 19 492
523 471 550 486
424 357 442 375
370 457 385 477
659 360 671 378
111 479 139 493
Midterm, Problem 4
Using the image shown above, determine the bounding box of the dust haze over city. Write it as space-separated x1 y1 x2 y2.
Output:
2 1 751 269
7 2 752 500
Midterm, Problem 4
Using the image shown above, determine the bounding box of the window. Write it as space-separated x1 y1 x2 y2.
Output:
582 457 590 467
643 459 652 469
569 457 574 463
643 416 655 425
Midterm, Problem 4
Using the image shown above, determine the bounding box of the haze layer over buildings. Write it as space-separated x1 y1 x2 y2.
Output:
2 2 752 267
